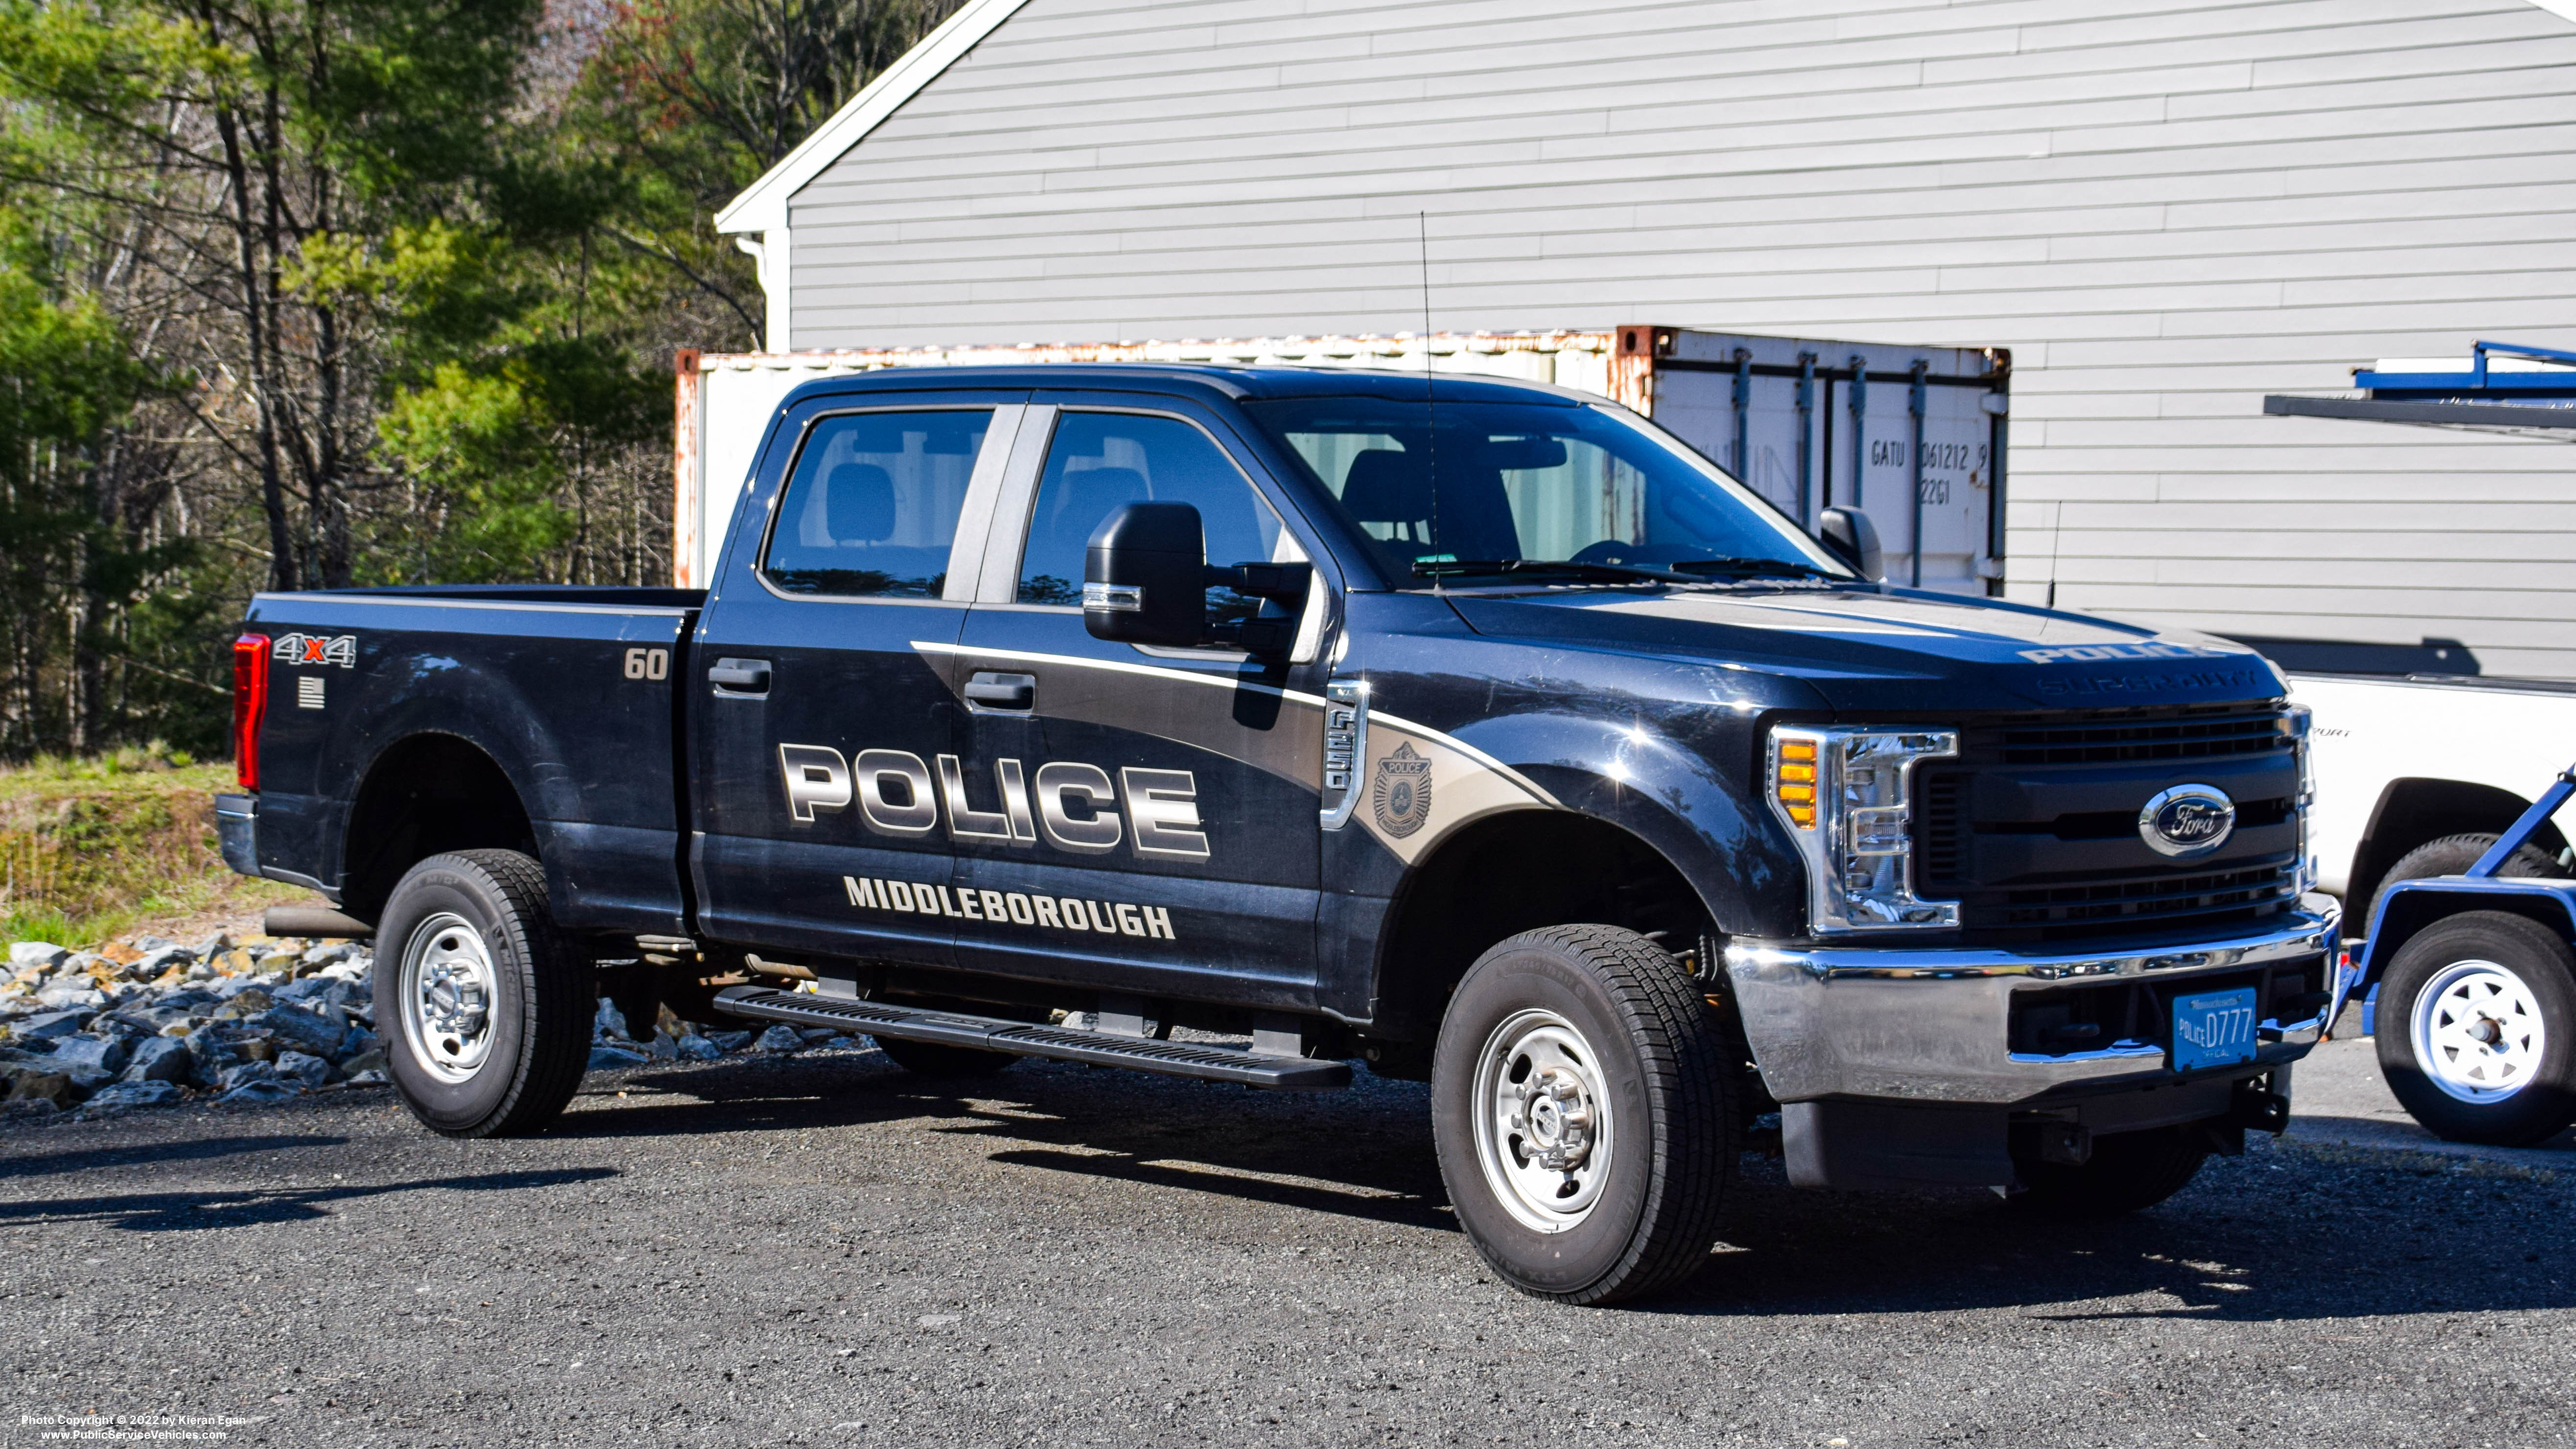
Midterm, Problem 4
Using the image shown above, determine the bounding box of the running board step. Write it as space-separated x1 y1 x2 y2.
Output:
711 987 1352 1091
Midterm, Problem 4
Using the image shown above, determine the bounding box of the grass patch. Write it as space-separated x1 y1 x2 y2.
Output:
0 746 304 949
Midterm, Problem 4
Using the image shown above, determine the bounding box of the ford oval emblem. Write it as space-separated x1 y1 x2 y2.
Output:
2139 783 2236 858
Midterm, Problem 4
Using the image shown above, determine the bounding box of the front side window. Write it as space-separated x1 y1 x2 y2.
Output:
1243 396 1848 586
764 409 991 598
1015 412 1295 625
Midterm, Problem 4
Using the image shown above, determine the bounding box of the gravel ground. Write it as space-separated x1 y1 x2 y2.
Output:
3 1045 2572 1449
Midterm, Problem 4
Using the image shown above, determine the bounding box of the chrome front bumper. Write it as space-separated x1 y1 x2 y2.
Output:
1723 903 2341 1106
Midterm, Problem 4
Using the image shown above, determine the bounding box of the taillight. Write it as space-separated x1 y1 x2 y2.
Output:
232 633 270 789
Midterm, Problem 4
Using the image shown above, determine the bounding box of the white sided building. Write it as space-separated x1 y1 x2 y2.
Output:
702 0 2576 680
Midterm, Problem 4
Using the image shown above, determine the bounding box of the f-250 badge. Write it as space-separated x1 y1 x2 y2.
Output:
1371 742 1432 838
271 633 355 668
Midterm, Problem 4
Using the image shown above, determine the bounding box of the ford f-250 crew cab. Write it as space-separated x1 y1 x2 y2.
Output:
218 365 2338 1305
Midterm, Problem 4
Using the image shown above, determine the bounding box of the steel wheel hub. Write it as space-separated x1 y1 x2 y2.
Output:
1471 1010 1615 1233
2412 958 2547 1105
400 912 500 1084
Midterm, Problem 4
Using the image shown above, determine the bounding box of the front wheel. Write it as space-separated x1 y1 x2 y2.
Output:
374 850 591 1138
2377 911 2576 1147
1431 925 1737 1306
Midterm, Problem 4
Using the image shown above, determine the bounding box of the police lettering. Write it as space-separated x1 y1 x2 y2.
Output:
781 744 1206 861
2017 642 2239 665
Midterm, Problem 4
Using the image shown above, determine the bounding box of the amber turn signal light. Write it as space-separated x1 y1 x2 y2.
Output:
1774 737 1818 828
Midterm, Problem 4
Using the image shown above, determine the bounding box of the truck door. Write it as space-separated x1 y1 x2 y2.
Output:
946 397 1329 1012
690 395 1030 967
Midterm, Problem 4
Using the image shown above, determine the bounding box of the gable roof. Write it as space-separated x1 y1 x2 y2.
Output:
713 0 1033 234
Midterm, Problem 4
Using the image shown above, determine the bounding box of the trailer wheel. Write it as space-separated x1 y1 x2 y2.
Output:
2377 911 2576 1147
2012 1123 2211 1219
1431 925 1736 1306
2385 832 2568 894
873 1036 1017 1078
374 851 590 1138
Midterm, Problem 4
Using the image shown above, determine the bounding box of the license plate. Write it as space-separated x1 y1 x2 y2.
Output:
2172 987 2258 1072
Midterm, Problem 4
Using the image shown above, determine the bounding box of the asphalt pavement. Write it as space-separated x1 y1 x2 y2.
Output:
2287 1014 2576 1170
3 1035 2571 1449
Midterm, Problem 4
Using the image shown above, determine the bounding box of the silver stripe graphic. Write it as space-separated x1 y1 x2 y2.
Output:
907 640 1560 808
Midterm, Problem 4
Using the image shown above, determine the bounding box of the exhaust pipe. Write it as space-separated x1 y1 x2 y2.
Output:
263 906 376 941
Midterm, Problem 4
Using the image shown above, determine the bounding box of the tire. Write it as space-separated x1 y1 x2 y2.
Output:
2012 1123 2211 1219
374 850 591 1138
1430 925 1736 1306
873 1035 1017 1078
2368 834 2568 930
2375 910 2576 1147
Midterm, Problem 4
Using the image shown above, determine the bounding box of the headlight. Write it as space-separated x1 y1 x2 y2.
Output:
2287 703 2317 894
1767 725 1960 933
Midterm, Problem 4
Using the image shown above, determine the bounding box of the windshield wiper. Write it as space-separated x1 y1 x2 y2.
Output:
1411 558 1697 585
1673 556 1842 580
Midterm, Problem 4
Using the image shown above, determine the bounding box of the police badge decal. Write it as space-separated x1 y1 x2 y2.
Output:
1370 741 1433 838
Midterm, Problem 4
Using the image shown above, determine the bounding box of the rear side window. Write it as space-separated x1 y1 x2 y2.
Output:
1014 411 1291 611
764 409 991 598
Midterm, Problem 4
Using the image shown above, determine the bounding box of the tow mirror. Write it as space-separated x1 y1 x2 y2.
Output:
1085 502 1316 655
1084 502 1209 648
1817 506 1884 582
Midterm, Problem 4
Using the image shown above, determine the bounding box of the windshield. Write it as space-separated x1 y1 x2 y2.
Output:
1242 395 1848 586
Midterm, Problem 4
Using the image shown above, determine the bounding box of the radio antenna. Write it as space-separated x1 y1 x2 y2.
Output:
1419 210 1441 593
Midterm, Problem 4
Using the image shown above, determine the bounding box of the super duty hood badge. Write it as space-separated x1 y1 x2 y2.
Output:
2139 783 2236 858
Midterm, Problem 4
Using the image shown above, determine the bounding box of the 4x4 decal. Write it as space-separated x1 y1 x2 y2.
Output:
272 632 355 667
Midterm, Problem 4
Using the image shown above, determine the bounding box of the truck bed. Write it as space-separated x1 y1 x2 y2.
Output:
239 585 704 935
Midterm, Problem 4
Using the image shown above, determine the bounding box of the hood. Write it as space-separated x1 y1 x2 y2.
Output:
1448 586 2283 714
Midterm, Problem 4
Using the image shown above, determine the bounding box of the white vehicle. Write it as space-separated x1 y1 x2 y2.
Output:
2292 672 2576 934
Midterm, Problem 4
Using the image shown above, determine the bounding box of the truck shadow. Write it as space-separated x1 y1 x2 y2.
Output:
0 1167 619 1234
1659 1150 2576 1322
560 1052 2576 1322
0 1133 348 1179
572 1051 1452 1223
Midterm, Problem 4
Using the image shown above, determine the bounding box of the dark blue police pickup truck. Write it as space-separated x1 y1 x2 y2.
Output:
219 365 2337 1304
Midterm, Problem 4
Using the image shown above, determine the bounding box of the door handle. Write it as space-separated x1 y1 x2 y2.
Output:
964 670 1035 712
709 658 771 696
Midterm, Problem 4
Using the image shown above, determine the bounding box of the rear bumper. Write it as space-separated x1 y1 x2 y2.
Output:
1723 902 2341 1107
214 793 258 877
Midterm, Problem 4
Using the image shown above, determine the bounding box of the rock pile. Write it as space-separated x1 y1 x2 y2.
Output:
586 997 853 1070
0 934 377 1120
0 933 859 1123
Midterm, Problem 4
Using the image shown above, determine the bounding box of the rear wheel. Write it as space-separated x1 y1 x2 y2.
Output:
2013 1123 2211 1219
374 850 590 1137
1431 925 1736 1306
2377 911 2576 1147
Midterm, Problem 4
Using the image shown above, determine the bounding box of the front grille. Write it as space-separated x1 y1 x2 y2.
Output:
1921 700 2300 944
1921 772 1963 881
1967 703 2293 767
1983 858 2298 938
